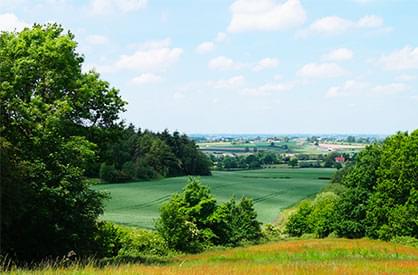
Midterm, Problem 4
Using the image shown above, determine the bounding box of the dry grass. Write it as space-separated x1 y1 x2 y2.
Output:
9 238 418 274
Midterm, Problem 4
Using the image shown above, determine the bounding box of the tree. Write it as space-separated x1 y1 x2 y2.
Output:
156 178 217 252
334 130 418 240
288 158 298 168
0 24 125 261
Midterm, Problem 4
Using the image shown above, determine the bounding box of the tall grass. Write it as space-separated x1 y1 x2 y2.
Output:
6 238 418 274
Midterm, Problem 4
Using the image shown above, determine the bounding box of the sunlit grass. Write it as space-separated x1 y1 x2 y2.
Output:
9 238 418 274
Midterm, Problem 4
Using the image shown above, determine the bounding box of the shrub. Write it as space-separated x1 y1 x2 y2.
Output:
156 177 262 252
285 200 313 237
211 197 262 246
118 228 169 257
285 192 339 238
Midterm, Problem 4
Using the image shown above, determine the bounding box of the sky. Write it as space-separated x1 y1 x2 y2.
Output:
1 0 417 134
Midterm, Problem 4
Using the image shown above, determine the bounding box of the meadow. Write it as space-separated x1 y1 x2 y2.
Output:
93 168 335 229
11 239 418 274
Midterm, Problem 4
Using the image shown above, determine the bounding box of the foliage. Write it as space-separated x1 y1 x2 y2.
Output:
0 24 125 262
211 197 262 246
334 130 418 240
98 129 212 182
286 192 339 238
156 177 261 252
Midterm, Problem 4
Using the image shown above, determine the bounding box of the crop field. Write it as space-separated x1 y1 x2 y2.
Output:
198 140 365 155
92 168 335 229
14 239 418 274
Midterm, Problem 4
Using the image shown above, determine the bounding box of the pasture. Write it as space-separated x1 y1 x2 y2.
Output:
92 168 335 229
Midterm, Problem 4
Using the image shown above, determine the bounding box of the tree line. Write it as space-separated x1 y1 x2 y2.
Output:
285 130 418 241
96 126 211 183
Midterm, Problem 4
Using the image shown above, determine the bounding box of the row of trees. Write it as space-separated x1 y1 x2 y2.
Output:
286 130 418 241
98 127 211 182
211 151 350 170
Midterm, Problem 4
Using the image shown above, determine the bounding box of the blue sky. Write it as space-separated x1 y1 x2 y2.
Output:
1 0 417 134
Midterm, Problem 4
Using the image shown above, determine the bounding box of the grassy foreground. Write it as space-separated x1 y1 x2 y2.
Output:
93 168 335 228
11 239 418 274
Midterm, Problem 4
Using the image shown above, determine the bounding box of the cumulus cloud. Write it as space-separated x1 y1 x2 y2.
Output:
326 80 367 97
208 75 245 89
297 62 347 78
227 0 306 32
195 41 215 54
326 80 409 98
0 13 29 32
243 82 292 96
322 48 353 61
253 58 279 71
298 14 385 37
195 32 227 55
208 56 243 70
377 46 418 71
371 83 408 95
90 0 147 15
115 38 183 72
86 34 109 45
131 73 162 85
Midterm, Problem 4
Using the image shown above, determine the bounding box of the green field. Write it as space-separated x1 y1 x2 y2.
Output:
93 168 335 229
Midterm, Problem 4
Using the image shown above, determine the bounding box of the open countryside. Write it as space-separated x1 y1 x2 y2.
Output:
93 168 335 228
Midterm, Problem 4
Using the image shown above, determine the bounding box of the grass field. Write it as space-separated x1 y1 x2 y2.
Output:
12 239 418 274
92 168 335 229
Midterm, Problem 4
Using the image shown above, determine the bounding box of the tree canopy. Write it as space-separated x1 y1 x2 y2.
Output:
0 24 126 261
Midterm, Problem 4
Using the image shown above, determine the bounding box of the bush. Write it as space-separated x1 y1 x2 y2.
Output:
118 228 169 257
285 192 339 238
211 197 262 246
156 177 262 252
285 200 313 237
156 178 216 253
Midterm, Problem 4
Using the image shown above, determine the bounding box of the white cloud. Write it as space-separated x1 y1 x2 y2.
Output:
307 16 353 35
86 34 108 45
0 13 29 32
195 32 227 55
131 73 162 85
298 62 347 78
326 80 367 98
357 15 383 28
299 15 385 37
208 75 245 89
378 46 418 71
253 57 279 71
196 41 215 54
243 82 292 96
322 48 353 61
208 56 243 70
90 0 147 15
326 80 409 98
227 0 306 32
115 39 183 72
396 74 417 82
371 83 408 95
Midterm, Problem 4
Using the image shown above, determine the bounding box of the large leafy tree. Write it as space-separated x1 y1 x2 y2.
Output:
335 130 418 240
0 24 125 261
